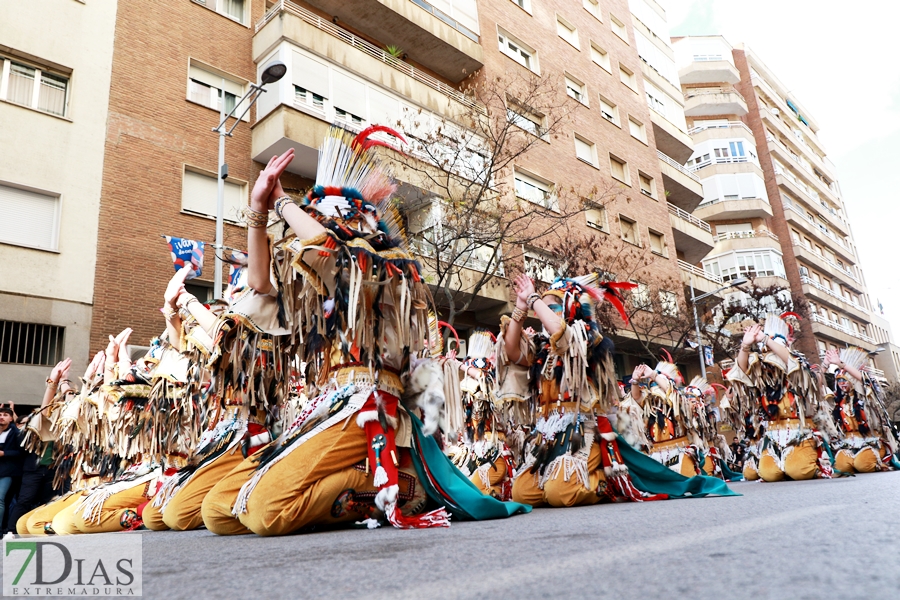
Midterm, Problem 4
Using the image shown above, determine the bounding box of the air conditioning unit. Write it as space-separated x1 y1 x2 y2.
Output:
799 267 809 277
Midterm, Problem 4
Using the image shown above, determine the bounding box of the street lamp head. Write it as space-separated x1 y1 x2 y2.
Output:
728 277 749 288
260 60 287 85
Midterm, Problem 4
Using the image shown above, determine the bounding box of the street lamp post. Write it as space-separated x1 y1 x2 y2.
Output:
211 60 286 299
689 275 748 378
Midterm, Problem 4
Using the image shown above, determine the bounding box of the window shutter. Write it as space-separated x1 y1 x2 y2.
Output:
332 71 366 118
0 184 60 251
292 51 330 99
189 65 243 97
182 169 245 222
720 174 740 199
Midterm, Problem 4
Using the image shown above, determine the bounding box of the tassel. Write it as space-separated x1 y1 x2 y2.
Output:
384 501 450 529
373 465 389 487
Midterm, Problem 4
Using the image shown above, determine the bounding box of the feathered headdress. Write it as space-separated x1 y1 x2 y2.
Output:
780 311 802 341
836 347 867 380
544 273 637 325
684 376 712 398
654 360 683 385
304 126 407 240
466 329 494 361
763 313 790 346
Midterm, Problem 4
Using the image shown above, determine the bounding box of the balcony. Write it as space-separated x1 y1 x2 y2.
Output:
792 243 863 293
259 0 483 83
781 200 856 264
766 134 840 207
694 197 773 222
801 276 871 322
668 203 713 264
683 88 748 117
679 259 726 298
688 120 755 146
678 60 741 85
810 313 875 349
760 106 835 183
657 150 704 212
711 229 781 254
649 110 694 164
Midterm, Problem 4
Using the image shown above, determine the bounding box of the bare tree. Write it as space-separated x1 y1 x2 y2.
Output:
391 70 615 326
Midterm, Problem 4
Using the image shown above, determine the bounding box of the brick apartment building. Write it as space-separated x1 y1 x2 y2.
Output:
672 36 883 370
85 0 707 380
4 1 891 408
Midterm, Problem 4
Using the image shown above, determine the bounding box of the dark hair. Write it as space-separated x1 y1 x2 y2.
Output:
0 407 13 416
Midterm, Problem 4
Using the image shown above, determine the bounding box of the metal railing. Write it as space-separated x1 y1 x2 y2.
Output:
782 202 854 254
810 313 875 344
688 154 750 172
684 87 746 102
801 276 867 312
678 259 724 285
792 242 860 284
667 202 711 233
714 229 779 243
657 150 700 183
687 120 753 136
256 0 484 115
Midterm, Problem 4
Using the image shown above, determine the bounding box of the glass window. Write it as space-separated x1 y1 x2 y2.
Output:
590 43 610 71
565 75 587 104
599 96 618 124
499 29 536 72
2 59 69 117
574 135 597 166
610 155 628 183
514 170 556 210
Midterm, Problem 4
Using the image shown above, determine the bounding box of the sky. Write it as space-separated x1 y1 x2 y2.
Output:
666 0 900 335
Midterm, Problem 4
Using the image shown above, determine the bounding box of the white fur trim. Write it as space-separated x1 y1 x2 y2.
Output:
600 431 618 441
355 410 398 430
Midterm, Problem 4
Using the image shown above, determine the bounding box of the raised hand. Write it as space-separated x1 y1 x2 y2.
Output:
823 348 841 367
250 149 295 212
85 351 105 383
164 266 192 308
513 273 536 307
742 324 761 347
49 358 72 384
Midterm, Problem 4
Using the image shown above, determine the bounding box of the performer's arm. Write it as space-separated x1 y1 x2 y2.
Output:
163 267 190 348
737 324 761 373
247 150 325 295
504 274 559 363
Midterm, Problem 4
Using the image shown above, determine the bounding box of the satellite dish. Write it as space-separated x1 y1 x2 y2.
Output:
771 107 780 116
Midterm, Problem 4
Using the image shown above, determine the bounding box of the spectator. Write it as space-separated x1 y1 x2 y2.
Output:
729 436 745 470
0 406 23 529
7 359 72 533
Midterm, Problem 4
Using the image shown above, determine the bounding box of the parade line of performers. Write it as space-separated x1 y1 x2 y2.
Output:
9 126 899 537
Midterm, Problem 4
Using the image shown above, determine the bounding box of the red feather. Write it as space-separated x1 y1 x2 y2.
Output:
603 281 638 290
780 311 802 321
353 124 407 153
437 321 460 350
660 348 673 363
603 292 630 325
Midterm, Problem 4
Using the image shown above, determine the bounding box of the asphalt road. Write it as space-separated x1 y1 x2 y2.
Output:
133 472 898 599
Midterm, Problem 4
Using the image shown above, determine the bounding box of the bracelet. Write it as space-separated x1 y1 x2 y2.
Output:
176 294 197 310
45 378 57 387
740 344 752 352
511 306 527 323
242 206 269 228
274 196 295 220
162 306 178 321
526 293 541 310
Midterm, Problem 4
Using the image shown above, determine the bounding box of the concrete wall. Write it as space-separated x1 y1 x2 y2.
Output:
0 0 118 396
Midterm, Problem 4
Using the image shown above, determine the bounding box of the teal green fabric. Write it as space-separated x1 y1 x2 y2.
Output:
408 414 531 520
617 436 739 497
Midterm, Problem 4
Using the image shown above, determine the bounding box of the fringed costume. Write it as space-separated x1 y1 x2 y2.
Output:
827 348 899 474
202 126 528 536
444 330 516 501
727 313 833 482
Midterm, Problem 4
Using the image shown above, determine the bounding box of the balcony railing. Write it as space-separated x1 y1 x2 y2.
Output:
782 201 853 254
688 154 751 172
810 313 875 344
714 229 779 243
668 202 711 233
801 275 867 311
684 87 746 102
256 0 484 114
793 242 860 285
657 150 700 183
688 120 753 136
679 259 724 285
